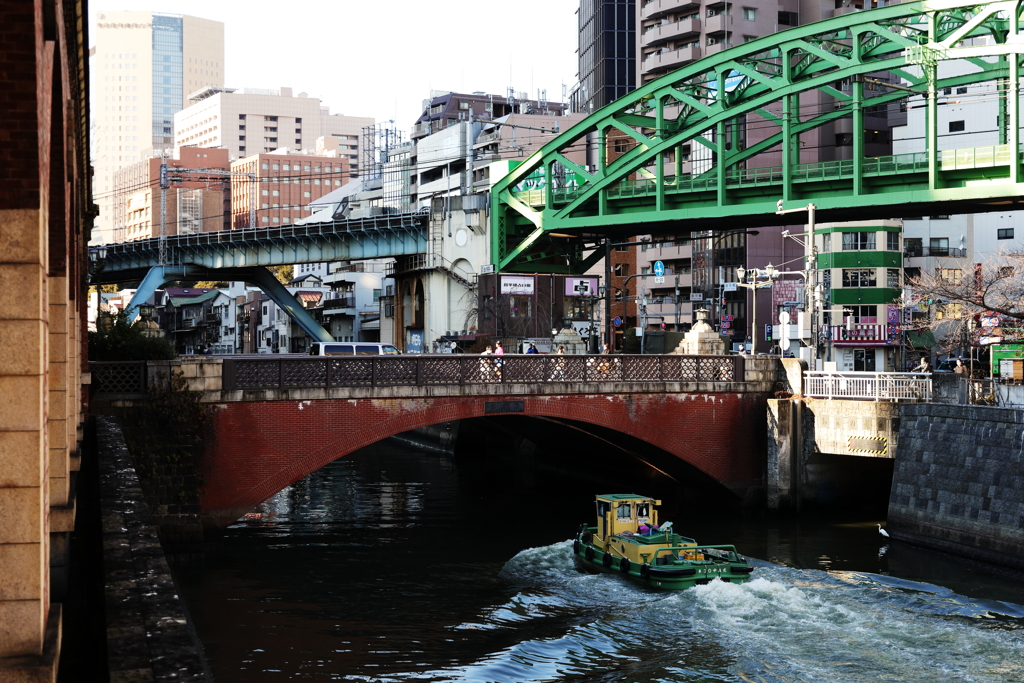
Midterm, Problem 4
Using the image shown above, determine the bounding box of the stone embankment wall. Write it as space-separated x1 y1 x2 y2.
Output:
888 404 1024 570
95 416 210 680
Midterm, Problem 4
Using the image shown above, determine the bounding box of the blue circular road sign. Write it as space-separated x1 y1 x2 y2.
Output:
653 260 665 277
613 316 622 327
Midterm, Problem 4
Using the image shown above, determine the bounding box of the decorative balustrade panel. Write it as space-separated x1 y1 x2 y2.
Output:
91 361 148 394
91 355 744 395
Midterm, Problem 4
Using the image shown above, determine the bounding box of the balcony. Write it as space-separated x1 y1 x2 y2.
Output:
830 323 898 347
323 296 356 310
647 299 693 320
642 0 700 21
642 16 700 47
642 46 701 75
903 246 967 258
704 12 729 34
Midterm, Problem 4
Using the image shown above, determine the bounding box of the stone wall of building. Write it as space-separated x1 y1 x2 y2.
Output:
889 403 1024 570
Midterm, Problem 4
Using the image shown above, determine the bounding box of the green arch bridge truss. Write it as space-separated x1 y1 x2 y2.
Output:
490 0 1024 273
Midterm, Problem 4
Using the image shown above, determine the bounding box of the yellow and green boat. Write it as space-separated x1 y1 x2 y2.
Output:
573 494 754 590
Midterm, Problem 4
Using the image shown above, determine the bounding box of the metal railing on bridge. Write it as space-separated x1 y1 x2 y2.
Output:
804 371 932 402
220 354 744 391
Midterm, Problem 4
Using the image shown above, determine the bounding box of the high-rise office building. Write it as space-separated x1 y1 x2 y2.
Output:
91 11 225 242
572 0 637 115
174 86 371 171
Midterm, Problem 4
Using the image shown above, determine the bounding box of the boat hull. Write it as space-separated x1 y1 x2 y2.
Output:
573 535 754 590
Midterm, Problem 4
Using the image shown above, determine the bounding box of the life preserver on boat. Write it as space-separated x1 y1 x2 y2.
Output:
640 563 651 579
619 557 630 573
581 531 593 545
573 539 580 554
602 552 613 567
585 546 595 561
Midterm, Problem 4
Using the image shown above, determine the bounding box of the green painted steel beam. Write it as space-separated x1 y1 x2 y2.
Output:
491 0 1024 273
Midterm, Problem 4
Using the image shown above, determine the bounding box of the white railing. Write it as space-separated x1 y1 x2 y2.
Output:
804 371 932 401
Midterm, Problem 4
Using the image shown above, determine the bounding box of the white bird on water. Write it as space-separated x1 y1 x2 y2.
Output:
878 524 889 538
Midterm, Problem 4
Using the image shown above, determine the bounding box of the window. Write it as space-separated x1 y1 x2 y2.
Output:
949 120 965 132
936 268 962 284
887 268 900 289
616 503 631 520
842 268 877 287
743 7 756 20
887 232 899 251
956 86 968 94
778 11 798 25
998 228 1014 239
614 263 630 277
841 232 876 251
261 189 268 196
846 305 877 323
509 295 532 318
936 302 962 319
930 237 949 256
822 233 832 252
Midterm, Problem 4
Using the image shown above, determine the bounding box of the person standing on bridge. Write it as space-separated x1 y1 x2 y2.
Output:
550 346 566 381
480 345 498 381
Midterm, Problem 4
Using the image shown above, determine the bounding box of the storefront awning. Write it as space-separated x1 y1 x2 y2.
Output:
906 329 936 349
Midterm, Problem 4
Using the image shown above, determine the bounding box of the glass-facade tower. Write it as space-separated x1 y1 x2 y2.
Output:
573 0 636 114
152 15 183 149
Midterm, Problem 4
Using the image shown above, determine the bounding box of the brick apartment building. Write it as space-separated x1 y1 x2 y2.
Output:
230 152 351 229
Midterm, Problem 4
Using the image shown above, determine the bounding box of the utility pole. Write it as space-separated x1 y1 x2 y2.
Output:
777 201 817 368
159 159 168 266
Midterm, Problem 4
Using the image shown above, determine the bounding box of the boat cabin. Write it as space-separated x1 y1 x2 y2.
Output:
595 493 660 540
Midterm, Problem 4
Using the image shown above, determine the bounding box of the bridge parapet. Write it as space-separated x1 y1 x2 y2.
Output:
90 354 779 405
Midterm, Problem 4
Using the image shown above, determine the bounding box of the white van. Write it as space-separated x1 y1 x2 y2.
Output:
308 342 401 356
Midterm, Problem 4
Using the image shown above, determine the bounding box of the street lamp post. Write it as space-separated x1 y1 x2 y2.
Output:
736 263 778 353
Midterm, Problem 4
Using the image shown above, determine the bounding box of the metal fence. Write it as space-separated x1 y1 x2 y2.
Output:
221 354 744 391
804 371 932 401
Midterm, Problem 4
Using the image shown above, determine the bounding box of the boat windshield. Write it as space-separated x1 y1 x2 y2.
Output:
616 503 631 520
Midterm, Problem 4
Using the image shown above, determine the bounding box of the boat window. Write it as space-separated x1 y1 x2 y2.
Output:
597 501 611 516
616 503 631 520
636 503 650 518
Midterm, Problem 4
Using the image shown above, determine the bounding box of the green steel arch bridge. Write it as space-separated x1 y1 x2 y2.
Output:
490 0 1024 274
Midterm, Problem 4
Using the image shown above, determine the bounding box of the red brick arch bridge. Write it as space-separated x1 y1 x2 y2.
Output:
91 354 777 527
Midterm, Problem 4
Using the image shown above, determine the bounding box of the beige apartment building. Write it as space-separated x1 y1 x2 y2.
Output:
174 86 372 174
231 152 351 229
113 147 232 240
91 11 224 243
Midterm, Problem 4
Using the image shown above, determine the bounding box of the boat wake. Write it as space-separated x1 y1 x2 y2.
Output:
429 540 1024 683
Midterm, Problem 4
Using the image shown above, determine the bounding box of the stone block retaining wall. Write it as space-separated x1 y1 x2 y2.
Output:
889 404 1024 570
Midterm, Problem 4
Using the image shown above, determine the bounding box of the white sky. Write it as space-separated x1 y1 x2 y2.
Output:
91 1 581 133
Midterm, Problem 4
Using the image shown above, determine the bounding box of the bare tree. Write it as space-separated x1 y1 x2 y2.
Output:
903 251 1024 354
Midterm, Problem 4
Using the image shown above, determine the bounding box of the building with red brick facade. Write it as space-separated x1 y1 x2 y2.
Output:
230 152 350 229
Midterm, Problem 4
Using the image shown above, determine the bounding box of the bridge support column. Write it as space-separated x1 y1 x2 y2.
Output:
125 265 333 343
767 398 803 510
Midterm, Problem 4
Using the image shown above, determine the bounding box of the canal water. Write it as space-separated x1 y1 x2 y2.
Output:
176 419 1024 682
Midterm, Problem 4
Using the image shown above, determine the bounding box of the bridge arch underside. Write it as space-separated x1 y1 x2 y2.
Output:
201 392 766 527
491 0 1024 272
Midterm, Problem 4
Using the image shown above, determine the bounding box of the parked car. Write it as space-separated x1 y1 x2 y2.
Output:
308 342 401 356
934 356 967 373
